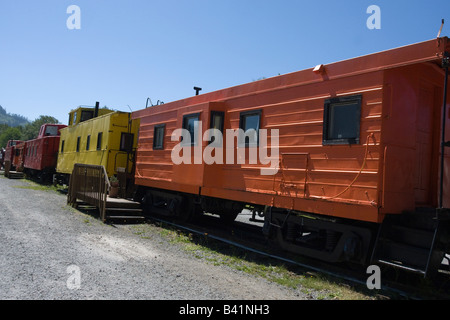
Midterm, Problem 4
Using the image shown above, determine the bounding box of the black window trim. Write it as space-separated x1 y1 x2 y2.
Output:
153 124 166 150
76 136 81 152
209 111 225 145
86 135 91 151
182 112 201 146
322 94 362 146
239 109 262 147
120 132 135 152
96 132 103 150
80 110 94 123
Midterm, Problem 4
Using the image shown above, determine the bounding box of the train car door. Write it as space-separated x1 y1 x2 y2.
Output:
414 82 438 207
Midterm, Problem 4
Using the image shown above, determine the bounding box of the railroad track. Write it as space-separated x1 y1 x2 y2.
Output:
130 211 450 300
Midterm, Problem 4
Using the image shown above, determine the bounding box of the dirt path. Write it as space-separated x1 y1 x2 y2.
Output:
0 176 308 300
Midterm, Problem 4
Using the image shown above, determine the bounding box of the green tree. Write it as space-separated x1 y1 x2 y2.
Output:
0 126 22 148
0 123 9 137
20 115 60 141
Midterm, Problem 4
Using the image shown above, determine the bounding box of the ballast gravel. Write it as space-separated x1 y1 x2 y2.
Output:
0 176 309 300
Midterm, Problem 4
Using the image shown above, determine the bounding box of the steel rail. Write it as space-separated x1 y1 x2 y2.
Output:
142 215 420 299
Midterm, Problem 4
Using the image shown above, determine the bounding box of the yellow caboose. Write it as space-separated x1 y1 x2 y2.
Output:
54 105 140 185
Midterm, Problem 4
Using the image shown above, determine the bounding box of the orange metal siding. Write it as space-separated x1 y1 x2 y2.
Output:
133 37 450 223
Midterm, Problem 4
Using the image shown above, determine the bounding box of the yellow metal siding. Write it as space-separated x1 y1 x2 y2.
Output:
57 112 139 178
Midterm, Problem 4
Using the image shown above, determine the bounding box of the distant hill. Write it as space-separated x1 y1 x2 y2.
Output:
0 105 30 127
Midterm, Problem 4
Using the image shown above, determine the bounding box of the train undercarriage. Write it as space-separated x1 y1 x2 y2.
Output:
137 186 450 277
24 167 55 184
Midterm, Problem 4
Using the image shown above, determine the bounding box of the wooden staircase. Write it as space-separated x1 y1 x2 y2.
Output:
67 164 145 224
371 209 448 276
6 171 24 179
104 196 145 223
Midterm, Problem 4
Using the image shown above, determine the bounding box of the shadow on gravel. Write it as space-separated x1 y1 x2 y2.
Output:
68 204 450 300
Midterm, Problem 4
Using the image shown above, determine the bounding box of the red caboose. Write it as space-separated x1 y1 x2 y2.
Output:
12 141 27 172
3 140 23 175
0 148 5 169
23 124 67 181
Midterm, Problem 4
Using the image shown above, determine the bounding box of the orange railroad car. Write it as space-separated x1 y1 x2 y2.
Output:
132 38 450 275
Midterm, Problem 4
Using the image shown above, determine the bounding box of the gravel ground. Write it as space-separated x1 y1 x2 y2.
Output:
0 175 311 300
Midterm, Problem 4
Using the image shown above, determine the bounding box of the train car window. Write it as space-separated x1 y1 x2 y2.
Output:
44 126 58 136
209 111 224 145
76 137 81 152
96 132 103 150
323 95 361 145
152 125 165 150
80 110 94 123
121 132 134 152
61 140 65 153
86 135 91 151
73 112 78 125
182 113 200 146
239 110 261 147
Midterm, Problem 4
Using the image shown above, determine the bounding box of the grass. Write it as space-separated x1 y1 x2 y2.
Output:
11 180 59 192
130 222 378 300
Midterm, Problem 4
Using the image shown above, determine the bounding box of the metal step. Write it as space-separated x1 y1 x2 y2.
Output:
376 259 426 275
105 205 145 222
7 171 24 179
371 211 441 276
106 197 142 209
375 240 430 273
106 207 142 211
106 215 146 222
384 225 435 249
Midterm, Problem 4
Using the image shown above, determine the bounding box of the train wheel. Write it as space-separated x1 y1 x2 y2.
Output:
142 191 154 216
219 212 239 224
175 196 203 223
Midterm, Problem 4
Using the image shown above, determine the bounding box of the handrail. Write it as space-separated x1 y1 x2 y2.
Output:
67 163 111 221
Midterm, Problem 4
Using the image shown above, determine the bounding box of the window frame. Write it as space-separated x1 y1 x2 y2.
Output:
120 132 135 152
76 136 81 152
322 95 362 146
80 110 94 123
209 111 224 145
86 135 91 151
239 109 262 147
96 132 103 151
152 125 165 150
182 113 201 146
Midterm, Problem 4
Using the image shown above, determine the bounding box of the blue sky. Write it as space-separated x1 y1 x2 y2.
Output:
0 0 449 124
